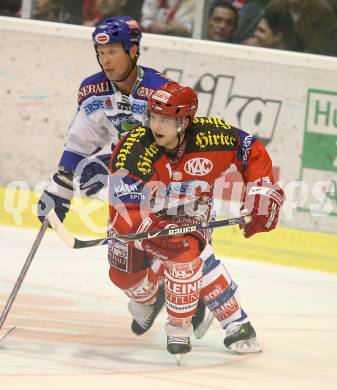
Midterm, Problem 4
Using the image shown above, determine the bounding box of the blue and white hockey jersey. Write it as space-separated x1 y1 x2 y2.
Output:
59 66 170 171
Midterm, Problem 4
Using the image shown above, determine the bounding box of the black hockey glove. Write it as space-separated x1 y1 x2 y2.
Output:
78 154 110 196
37 190 70 223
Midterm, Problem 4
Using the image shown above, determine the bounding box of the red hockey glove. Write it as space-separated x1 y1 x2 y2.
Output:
135 219 196 261
241 181 285 238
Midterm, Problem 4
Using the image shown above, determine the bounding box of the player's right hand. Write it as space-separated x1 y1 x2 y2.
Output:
37 190 70 223
240 180 285 238
136 219 200 262
37 170 73 223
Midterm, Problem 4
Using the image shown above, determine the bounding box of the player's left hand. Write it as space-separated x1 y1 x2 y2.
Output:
78 154 110 196
241 181 285 238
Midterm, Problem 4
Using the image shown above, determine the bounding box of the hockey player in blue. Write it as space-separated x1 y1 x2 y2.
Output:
37 15 206 336
38 16 170 218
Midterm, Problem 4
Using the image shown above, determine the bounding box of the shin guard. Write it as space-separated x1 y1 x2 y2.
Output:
164 258 203 327
109 266 159 304
200 256 248 329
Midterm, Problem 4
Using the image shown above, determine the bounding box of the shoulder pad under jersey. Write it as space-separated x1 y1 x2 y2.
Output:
186 117 239 152
111 125 164 180
134 67 170 99
77 71 112 105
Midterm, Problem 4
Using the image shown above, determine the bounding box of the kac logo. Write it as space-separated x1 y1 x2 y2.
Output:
170 268 194 279
184 158 213 176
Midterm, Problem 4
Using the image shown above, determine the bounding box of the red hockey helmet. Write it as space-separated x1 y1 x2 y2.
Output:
148 82 198 122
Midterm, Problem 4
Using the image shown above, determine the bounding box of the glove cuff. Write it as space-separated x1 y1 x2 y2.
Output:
45 172 73 200
247 185 285 207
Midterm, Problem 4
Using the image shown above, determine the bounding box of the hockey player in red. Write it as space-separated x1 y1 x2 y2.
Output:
108 82 285 359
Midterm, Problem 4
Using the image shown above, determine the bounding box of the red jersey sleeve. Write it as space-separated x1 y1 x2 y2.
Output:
240 139 274 184
232 126 274 184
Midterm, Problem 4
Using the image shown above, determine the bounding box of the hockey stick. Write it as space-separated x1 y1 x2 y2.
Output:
47 208 251 249
0 219 49 342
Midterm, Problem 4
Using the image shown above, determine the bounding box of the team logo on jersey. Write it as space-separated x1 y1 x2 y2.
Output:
137 86 155 98
83 96 113 115
108 239 128 271
95 33 110 44
137 141 160 175
165 279 202 295
196 130 237 150
105 97 112 107
241 134 253 166
114 182 141 197
212 296 240 321
169 268 194 279
78 82 110 103
184 158 213 176
114 126 147 169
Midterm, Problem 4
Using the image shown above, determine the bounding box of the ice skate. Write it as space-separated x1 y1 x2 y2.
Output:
166 323 193 365
224 321 262 353
167 336 192 365
128 284 165 335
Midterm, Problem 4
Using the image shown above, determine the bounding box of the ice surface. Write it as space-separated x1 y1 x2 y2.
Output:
0 225 336 390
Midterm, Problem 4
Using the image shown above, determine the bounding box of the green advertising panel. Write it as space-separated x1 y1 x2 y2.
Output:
300 89 337 216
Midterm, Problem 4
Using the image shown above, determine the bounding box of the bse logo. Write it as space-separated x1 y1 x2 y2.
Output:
184 158 213 176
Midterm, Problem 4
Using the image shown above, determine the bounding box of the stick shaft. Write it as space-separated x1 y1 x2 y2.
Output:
47 209 251 249
0 219 49 330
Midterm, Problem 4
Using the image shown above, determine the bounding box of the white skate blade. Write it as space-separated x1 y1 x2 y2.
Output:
227 337 262 354
0 326 16 343
194 311 215 339
174 353 184 366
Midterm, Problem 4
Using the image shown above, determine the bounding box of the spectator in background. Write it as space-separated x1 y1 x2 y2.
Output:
327 0 337 14
266 0 337 56
96 0 127 17
243 7 301 51
208 1 238 43
123 0 144 21
61 0 82 24
233 0 272 43
32 0 60 21
0 0 21 16
141 0 196 37
82 0 102 25
82 0 127 26
232 0 245 8
32 0 80 23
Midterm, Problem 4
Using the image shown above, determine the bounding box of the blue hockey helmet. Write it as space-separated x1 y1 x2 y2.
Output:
92 16 142 53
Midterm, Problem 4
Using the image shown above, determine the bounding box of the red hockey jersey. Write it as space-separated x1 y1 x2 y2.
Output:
109 117 274 235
